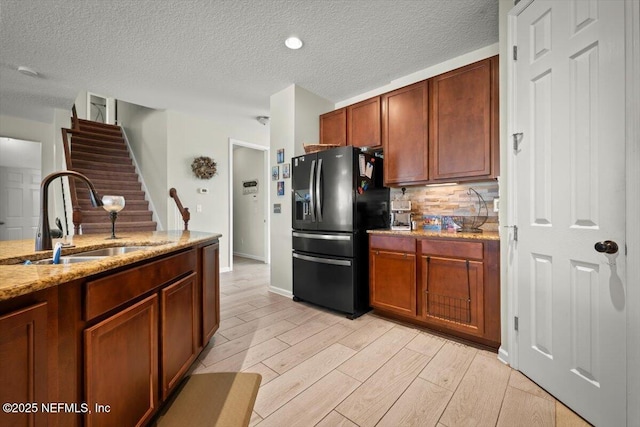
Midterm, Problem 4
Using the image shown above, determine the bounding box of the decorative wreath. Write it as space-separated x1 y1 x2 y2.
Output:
191 156 217 179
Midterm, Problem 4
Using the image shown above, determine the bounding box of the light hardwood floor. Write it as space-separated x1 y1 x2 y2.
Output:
189 257 591 427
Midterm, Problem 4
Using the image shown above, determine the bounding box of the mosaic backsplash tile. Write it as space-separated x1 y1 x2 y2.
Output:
390 181 499 232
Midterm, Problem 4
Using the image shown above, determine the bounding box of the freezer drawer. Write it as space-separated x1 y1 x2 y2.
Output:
292 231 355 258
292 252 356 315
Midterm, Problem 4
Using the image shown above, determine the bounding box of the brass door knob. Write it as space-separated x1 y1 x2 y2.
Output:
594 240 618 254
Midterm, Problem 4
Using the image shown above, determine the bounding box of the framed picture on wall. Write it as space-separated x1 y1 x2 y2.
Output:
271 165 279 180
277 180 285 196
282 163 290 179
277 148 285 164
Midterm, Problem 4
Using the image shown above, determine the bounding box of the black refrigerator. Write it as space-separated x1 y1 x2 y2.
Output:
291 146 389 318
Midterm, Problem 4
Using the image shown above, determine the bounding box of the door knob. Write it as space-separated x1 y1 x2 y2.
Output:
594 240 619 254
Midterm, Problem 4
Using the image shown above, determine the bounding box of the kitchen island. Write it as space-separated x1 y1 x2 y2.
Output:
368 229 500 349
0 230 220 427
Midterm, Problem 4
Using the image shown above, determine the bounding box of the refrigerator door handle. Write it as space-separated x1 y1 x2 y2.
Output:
309 160 316 222
316 158 323 222
293 252 351 267
292 232 351 241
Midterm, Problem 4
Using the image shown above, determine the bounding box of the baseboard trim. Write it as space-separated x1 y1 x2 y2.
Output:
268 286 292 298
498 347 509 365
220 267 231 273
233 252 266 262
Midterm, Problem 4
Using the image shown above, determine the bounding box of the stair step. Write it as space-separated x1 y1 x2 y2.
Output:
80 221 157 234
71 137 127 151
72 159 135 173
72 168 139 182
78 200 149 210
76 120 123 135
71 151 132 165
90 178 142 191
72 143 130 158
68 129 125 144
82 210 153 223
76 188 147 200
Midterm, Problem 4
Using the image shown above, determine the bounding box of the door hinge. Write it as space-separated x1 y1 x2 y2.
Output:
513 45 518 60
513 132 523 152
514 316 519 331
503 225 518 242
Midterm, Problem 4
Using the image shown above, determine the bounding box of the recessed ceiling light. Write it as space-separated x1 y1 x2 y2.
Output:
285 37 303 50
18 66 39 77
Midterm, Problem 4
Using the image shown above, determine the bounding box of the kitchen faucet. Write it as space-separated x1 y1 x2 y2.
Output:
35 170 103 251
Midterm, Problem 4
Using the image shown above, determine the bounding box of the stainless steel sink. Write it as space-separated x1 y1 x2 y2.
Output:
67 246 152 257
31 256 106 265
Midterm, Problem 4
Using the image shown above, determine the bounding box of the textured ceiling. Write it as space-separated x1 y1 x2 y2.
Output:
0 0 498 124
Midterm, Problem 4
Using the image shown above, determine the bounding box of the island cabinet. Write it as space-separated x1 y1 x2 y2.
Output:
369 235 417 317
0 300 50 427
319 108 347 146
429 56 499 181
381 81 429 185
347 96 382 149
369 234 500 349
201 242 220 345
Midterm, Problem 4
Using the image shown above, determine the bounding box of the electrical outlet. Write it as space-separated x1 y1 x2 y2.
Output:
493 198 500 213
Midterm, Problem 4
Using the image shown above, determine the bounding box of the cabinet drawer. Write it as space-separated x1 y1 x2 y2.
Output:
85 249 196 321
420 239 483 260
370 235 415 253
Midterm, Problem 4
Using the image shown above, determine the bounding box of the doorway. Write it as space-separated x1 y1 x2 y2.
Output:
0 137 42 240
228 138 270 272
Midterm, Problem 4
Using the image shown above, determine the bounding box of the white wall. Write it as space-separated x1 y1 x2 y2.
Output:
117 101 169 230
268 85 334 296
166 110 269 271
233 146 264 260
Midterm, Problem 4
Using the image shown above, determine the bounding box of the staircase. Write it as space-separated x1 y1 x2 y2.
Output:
65 118 157 234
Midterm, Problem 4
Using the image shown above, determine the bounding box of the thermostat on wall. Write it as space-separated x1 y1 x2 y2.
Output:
198 188 209 194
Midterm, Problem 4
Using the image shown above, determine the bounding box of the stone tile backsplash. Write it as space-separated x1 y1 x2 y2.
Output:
390 181 499 231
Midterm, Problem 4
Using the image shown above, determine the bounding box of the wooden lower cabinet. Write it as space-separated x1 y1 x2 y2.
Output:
369 236 417 316
0 302 48 427
201 243 220 345
84 294 159 427
161 273 198 400
369 234 500 348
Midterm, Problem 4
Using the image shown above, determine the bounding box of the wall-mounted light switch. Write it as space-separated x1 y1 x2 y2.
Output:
196 204 202 213
493 198 500 213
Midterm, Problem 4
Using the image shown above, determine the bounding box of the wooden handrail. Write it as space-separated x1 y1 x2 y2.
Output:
60 128 83 234
169 188 190 231
71 104 79 130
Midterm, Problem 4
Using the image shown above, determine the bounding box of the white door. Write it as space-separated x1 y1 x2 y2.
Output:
0 167 41 240
513 1 626 426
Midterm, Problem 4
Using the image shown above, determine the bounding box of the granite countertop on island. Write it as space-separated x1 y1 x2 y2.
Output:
0 230 221 302
367 228 500 241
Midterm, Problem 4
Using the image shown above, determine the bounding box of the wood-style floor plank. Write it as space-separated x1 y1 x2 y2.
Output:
256 370 360 427
496 386 555 427
336 348 431 427
315 411 358 427
439 352 511 427
196 338 289 373
418 341 477 391
337 326 417 382
254 343 356 418
508 370 554 402
405 331 447 357
242 362 279 386
218 306 304 340
376 377 453 427
337 317 395 351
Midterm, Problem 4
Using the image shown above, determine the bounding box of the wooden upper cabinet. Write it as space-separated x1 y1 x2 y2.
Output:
319 108 347 146
347 96 381 148
429 56 499 181
382 81 429 185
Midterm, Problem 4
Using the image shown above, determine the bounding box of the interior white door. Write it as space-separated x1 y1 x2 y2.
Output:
0 167 41 240
514 1 626 426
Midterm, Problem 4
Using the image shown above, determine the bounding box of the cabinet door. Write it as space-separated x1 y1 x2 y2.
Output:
370 249 416 316
202 243 220 345
161 273 198 400
421 256 484 336
85 294 158 427
382 81 429 185
319 108 347 146
0 302 48 427
429 57 498 180
347 96 381 148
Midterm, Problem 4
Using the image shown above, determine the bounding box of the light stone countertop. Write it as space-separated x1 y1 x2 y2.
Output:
367 229 500 241
0 230 221 302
